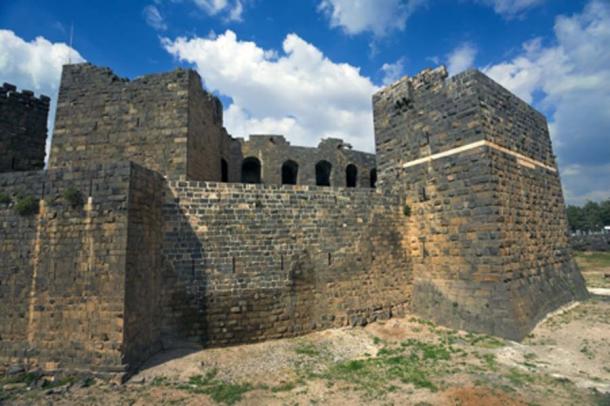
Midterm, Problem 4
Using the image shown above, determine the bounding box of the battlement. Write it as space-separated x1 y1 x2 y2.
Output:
0 82 51 106
0 83 49 172
49 63 229 180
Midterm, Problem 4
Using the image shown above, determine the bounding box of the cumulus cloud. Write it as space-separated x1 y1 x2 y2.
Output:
0 30 85 160
143 5 167 31
162 30 379 151
477 0 546 18
318 0 427 37
447 43 477 76
381 58 405 85
483 0 610 204
193 0 244 22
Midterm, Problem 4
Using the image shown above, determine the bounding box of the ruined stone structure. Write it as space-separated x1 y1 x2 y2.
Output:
0 83 49 173
239 135 376 187
0 62 587 378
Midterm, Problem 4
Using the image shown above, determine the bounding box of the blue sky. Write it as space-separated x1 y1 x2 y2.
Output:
1 0 608 204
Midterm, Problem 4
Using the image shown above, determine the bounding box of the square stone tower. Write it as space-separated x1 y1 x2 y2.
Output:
373 66 588 340
48 63 234 181
0 83 49 172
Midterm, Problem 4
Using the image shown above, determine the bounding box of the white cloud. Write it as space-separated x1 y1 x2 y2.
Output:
318 0 427 37
447 43 477 76
477 0 546 18
143 5 167 31
162 30 379 152
0 30 85 161
193 0 244 22
381 58 405 85
483 0 610 204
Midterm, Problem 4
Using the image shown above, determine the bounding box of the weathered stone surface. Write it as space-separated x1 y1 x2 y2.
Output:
0 83 49 172
373 66 588 340
239 135 376 187
159 181 411 346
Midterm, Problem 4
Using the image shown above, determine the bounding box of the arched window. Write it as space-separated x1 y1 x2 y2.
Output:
346 164 358 188
315 160 332 186
221 159 229 182
370 168 377 188
241 157 261 184
281 160 299 185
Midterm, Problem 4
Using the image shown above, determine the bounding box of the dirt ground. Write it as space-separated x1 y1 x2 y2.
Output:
3 252 610 406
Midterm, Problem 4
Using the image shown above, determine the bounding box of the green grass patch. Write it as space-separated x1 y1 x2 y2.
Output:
574 251 610 269
464 333 505 349
314 339 456 397
507 368 536 387
294 342 323 357
271 381 296 392
177 369 253 405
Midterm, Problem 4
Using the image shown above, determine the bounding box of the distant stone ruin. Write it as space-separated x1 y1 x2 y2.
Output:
0 62 588 379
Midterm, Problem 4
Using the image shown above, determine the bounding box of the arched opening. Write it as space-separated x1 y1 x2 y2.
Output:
370 168 377 188
281 160 299 185
241 157 261 184
221 159 229 182
346 164 358 187
315 161 332 186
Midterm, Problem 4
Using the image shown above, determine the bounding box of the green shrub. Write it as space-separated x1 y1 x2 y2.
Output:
15 195 39 216
0 192 11 205
63 187 84 208
403 204 411 217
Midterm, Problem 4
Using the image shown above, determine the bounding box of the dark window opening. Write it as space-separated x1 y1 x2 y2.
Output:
241 157 261 184
221 159 229 182
315 160 332 186
370 168 377 188
11 157 16 170
281 160 299 185
420 186 428 202
346 164 358 187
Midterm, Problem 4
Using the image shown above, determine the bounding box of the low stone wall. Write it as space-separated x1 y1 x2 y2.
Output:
160 181 412 347
571 233 610 252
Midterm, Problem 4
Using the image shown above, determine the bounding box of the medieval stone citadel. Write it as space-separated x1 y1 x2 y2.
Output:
0 62 588 378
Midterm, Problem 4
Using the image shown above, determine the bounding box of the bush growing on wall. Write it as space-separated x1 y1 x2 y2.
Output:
0 192 11 205
15 195 39 216
63 187 84 209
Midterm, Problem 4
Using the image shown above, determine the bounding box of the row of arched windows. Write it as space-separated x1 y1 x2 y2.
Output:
236 157 377 188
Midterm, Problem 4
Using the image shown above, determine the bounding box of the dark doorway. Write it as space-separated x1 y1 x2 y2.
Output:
281 160 299 185
221 159 229 182
370 168 377 188
315 161 332 186
346 164 358 187
241 157 261 184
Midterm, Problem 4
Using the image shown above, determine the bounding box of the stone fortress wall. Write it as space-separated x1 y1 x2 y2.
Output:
0 62 587 377
0 83 49 173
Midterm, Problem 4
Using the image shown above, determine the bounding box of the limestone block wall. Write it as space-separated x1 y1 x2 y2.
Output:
0 83 49 172
159 182 411 347
239 135 377 187
48 64 233 182
373 67 587 340
0 163 164 376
